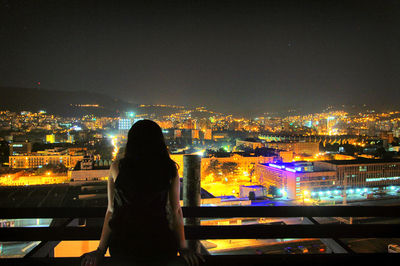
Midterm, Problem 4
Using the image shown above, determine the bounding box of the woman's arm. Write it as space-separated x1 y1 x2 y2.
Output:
81 162 117 266
168 171 187 250
97 165 116 253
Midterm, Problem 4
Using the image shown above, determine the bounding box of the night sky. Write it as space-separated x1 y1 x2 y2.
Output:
1 0 399 116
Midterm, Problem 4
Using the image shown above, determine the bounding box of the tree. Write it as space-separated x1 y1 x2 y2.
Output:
35 163 68 175
204 159 220 178
268 186 279 197
221 162 238 176
254 147 277 157
374 147 386 158
93 139 114 160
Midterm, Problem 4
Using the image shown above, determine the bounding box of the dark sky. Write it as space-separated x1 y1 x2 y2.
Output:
1 0 399 116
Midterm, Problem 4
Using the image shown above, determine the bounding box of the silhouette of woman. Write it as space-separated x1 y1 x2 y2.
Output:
81 120 203 266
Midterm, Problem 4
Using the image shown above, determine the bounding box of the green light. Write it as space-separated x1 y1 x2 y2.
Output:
126 112 135 118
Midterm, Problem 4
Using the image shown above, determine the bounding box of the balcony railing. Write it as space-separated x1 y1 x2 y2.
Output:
1 155 400 265
1 206 400 265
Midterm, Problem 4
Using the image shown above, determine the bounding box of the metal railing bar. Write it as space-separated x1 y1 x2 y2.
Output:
1 254 400 265
1 206 400 219
1 224 399 241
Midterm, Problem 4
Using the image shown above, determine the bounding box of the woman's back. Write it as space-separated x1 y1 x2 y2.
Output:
108 158 178 259
81 120 200 266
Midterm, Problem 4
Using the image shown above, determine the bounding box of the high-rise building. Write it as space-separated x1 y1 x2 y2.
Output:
204 129 212 140
67 133 74 143
118 118 133 136
192 129 200 139
327 116 336 135
118 118 133 130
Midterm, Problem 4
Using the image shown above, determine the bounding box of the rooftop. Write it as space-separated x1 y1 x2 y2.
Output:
322 158 400 165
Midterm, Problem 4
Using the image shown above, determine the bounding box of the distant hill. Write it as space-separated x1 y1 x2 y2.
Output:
0 87 137 117
136 105 222 119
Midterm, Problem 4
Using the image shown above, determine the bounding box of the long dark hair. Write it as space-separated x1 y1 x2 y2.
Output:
118 119 177 190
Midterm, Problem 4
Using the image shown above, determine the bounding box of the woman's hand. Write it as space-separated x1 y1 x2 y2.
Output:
80 248 105 266
179 248 205 266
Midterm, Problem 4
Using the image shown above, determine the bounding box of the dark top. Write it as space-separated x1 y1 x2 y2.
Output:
108 161 178 260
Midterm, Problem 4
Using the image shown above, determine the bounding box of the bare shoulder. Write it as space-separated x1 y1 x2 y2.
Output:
109 160 120 181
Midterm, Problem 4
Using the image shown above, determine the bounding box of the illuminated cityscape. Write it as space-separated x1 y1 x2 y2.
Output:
1 105 400 196
1 104 400 258
1 0 400 262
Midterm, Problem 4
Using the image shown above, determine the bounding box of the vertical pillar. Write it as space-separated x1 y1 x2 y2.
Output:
343 173 347 205
183 154 201 252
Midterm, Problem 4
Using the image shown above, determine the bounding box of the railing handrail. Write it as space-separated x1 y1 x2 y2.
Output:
2 254 400 266
1 206 400 219
1 224 400 241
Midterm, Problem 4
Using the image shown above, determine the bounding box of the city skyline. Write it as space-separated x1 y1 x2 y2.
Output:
1 1 400 116
0 86 398 118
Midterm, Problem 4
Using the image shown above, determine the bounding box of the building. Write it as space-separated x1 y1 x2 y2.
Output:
278 150 294 162
239 185 268 199
9 154 84 169
118 117 136 136
256 159 400 200
9 142 32 155
265 141 319 156
46 134 56 143
293 142 320 156
236 139 265 150
68 156 110 182
256 162 336 199
380 131 394 145
8 148 86 169
212 132 228 142
174 129 182 138
192 129 200 139
314 159 400 191
67 133 74 143
204 129 212 140
327 116 336 135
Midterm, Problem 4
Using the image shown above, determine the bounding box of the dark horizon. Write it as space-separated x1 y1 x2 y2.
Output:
1 0 400 116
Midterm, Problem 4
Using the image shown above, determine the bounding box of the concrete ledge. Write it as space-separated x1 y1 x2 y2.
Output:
1 254 399 266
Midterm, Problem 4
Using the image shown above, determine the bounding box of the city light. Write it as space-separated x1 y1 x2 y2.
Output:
110 135 119 160
194 150 205 157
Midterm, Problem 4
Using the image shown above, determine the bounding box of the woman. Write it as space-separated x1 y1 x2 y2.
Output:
81 120 203 266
